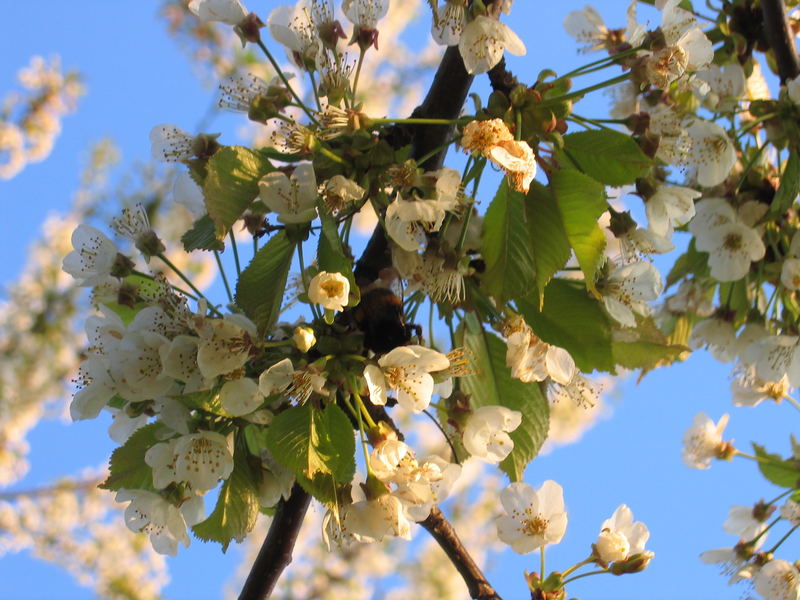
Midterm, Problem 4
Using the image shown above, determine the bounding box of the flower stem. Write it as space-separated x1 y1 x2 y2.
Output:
561 557 595 578
317 144 346 164
351 47 367 100
297 242 321 320
766 523 799 554
131 269 198 301
256 40 320 126
540 546 546 581
734 450 775 465
563 569 609 584
555 45 644 80
155 253 221 316
229 230 242 277
538 73 630 107
213 250 233 303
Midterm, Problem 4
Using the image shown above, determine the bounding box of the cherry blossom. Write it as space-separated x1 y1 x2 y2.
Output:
462 405 522 463
496 480 567 554
594 504 651 564
459 16 526 75
116 490 205 556
308 271 350 312
682 412 732 469
258 162 318 224
364 345 450 412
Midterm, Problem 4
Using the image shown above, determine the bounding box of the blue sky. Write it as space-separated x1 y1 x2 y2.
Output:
1 1 797 599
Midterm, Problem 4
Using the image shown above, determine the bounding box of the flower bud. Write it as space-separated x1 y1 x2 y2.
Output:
292 325 316 352
608 551 654 575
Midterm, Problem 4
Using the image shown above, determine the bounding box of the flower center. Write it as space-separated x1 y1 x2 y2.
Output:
321 279 345 298
722 232 743 251
521 514 548 537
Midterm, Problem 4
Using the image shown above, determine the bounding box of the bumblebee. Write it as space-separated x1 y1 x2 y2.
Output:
353 288 418 354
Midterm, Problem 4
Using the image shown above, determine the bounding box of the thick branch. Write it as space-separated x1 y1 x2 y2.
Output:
354 45 474 285
238 484 312 600
420 506 502 600
761 0 800 83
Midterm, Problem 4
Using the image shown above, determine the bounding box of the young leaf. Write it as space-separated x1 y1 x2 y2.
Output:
182 215 225 252
264 404 356 486
458 315 549 482
204 146 273 238
517 279 615 373
317 206 359 307
611 316 689 371
192 446 260 552
100 423 165 492
769 150 800 217
525 181 571 307
172 388 230 417
550 169 607 293
665 239 709 288
235 231 295 334
481 179 536 301
752 443 800 489
557 129 652 186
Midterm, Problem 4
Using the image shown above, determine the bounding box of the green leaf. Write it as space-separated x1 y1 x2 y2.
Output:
264 404 355 484
204 146 273 238
458 315 549 481
235 231 295 334
611 316 688 371
550 169 607 292
525 181 571 307
557 129 652 186
481 179 536 301
665 239 709 288
193 446 259 552
317 206 359 307
182 215 225 252
769 150 800 217
172 388 230 417
100 423 165 492
753 443 800 489
517 279 615 373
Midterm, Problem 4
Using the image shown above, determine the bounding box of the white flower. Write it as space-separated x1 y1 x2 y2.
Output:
258 162 318 224
62 224 122 286
460 119 537 192
462 405 521 463
664 279 713 316
114 330 174 402
188 0 248 25
730 368 790 407
159 335 208 393
683 119 737 187
258 358 296 396
458 15 526 75
780 499 800 526
682 412 731 469
696 62 746 112
564 6 609 54
71 358 116 421
600 261 663 328
321 175 365 213
782 258 800 291
496 480 568 554
700 545 757 585
220 377 264 416
723 504 768 542
268 4 322 69
195 314 257 379
116 489 204 556
645 185 700 237
150 124 196 162
504 318 576 384
343 493 412 542
342 0 389 30
688 318 738 362
745 335 800 387
755 560 800 600
364 345 450 412
171 171 205 220
694 219 765 281
308 271 350 311
292 325 316 352
595 504 651 564
432 1 467 46
173 431 235 491
218 72 271 113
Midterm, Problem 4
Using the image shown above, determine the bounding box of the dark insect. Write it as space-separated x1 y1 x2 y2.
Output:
353 287 417 354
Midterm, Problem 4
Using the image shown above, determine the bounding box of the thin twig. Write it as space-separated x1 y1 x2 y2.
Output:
420 506 503 600
238 484 312 600
761 0 800 83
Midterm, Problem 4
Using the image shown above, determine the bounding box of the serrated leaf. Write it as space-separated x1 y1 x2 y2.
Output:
235 231 295 334
204 146 273 238
550 169 607 292
557 129 652 186
192 447 259 552
458 316 549 481
752 443 800 489
517 279 615 373
526 181 571 307
611 316 688 371
317 206 359 307
481 179 536 301
182 215 225 252
264 404 355 488
100 423 165 492
769 150 800 217
665 239 709 288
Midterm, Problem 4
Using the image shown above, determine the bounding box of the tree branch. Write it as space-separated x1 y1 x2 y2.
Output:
420 506 503 600
354 45 474 286
761 0 800 83
238 483 312 600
